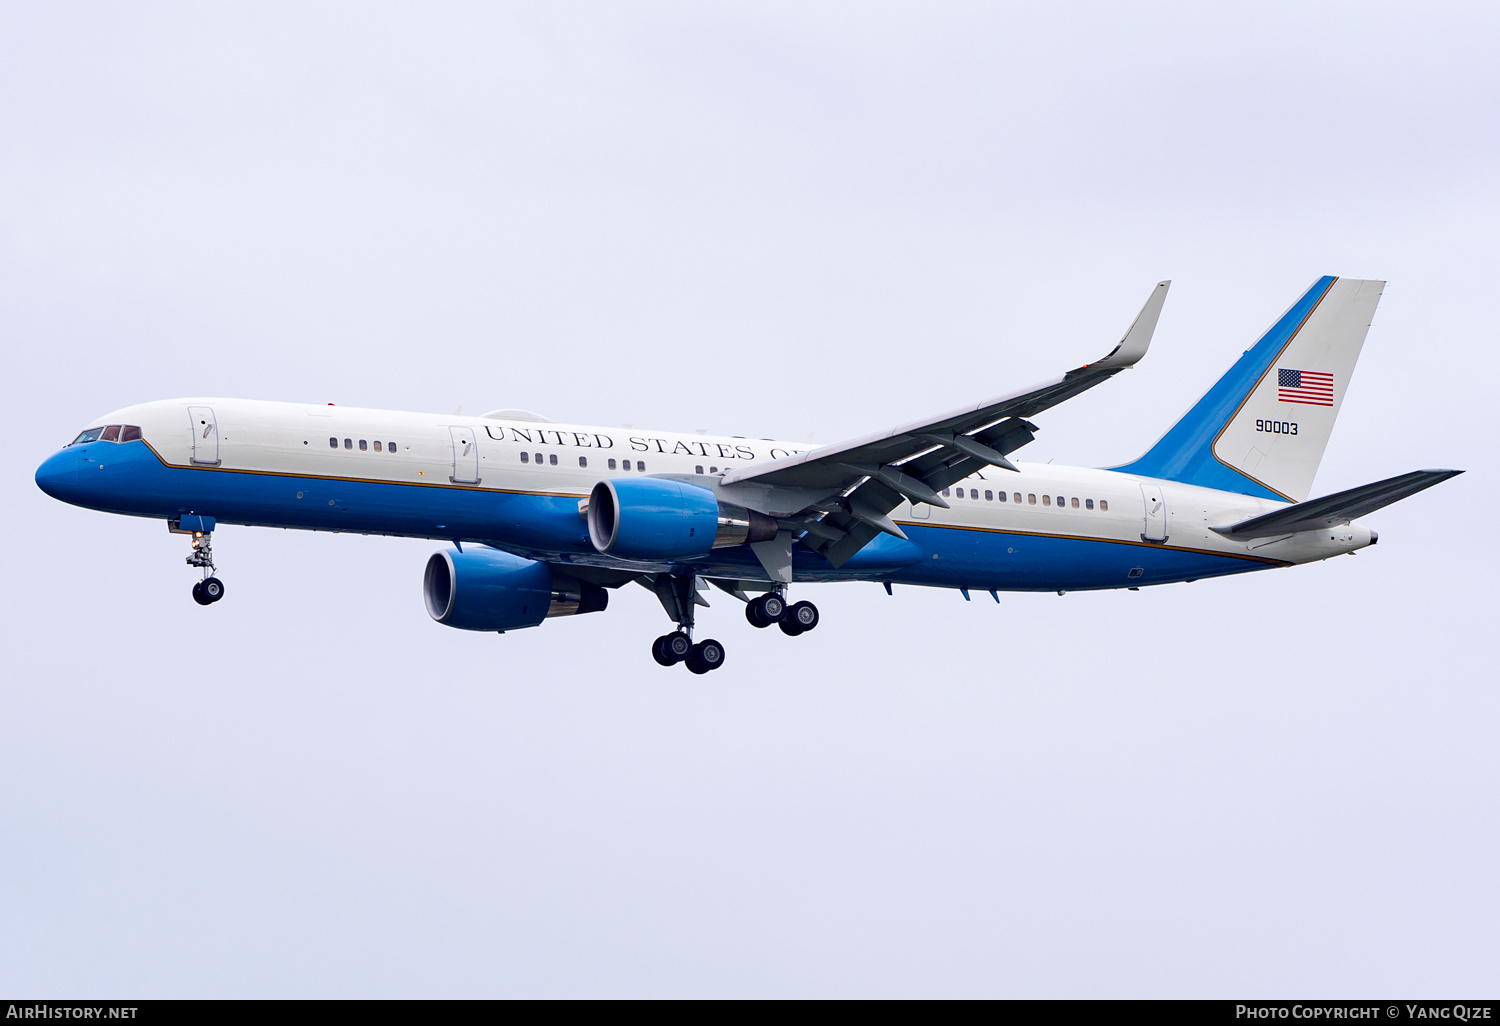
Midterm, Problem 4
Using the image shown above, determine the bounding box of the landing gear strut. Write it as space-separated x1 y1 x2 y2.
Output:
745 590 818 636
648 572 725 673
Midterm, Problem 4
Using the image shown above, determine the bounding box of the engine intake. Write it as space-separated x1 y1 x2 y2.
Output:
586 478 777 560
424 548 607 632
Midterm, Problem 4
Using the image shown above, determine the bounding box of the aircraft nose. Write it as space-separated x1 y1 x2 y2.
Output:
35 448 80 502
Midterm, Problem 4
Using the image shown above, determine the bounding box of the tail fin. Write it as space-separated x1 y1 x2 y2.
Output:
1114 276 1384 501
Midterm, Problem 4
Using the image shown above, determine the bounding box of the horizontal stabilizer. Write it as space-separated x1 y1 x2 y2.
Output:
1211 469 1462 539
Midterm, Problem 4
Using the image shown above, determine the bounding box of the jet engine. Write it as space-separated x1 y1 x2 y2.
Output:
423 547 607 632
586 477 777 560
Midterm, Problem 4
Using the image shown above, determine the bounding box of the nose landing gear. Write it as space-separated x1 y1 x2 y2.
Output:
173 519 225 605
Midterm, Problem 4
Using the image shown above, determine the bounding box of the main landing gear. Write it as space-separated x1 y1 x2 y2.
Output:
652 631 725 674
745 592 819 636
647 572 726 674
645 576 819 672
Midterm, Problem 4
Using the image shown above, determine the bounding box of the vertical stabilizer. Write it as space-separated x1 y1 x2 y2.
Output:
1115 276 1383 501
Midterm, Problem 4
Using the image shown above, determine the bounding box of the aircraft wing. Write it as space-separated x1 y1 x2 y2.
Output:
718 280 1171 568
1210 469 1463 540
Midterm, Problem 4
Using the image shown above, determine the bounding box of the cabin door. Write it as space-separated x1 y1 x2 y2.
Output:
449 426 480 484
1139 482 1168 543
188 406 220 465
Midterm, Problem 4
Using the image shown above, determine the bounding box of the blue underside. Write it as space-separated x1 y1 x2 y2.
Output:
37 439 1275 592
1112 275 1336 500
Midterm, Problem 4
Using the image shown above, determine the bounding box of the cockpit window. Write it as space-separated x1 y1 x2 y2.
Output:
71 428 104 445
100 425 121 442
120 425 142 442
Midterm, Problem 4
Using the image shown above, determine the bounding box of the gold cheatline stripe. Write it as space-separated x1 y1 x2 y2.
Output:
142 443 1287 566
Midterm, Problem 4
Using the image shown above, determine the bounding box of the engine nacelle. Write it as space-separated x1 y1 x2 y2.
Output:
423 547 607 632
586 477 777 560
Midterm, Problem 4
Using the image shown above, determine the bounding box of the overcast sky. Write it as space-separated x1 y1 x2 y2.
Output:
1 2 1496 997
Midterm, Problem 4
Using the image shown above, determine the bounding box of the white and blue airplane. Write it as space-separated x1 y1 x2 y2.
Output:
35 276 1459 673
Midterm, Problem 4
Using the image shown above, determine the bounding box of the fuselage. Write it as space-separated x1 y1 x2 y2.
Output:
34 397 1374 592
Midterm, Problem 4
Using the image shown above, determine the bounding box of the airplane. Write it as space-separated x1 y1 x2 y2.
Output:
35 275 1460 674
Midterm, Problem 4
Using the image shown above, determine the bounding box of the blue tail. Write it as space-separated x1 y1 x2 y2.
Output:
1113 275 1378 502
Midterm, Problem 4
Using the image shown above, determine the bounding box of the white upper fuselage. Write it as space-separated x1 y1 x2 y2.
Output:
82 397 1374 569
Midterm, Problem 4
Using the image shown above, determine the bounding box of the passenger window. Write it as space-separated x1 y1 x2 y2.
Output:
578 456 587 468
984 490 993 501
374 441 382 452
637 461 645 471
388 442 396 452
1085 498 1094 510
521 452 529 463
608 458 617 470
534 453 543 464
696 465 704 475
998 491 1007 502
120 425 142 442
1027 493 1036 505
1100 500 1108 511
942 488 950 496
329 437 338 448
1013 493 1021 504
359 439 368 451
100 425 121 442
549 454 558 466
344 438 352 449
1057 496 1065 506
620 460 629 471
71 428 104 444
1071 497 1079 508
1042 495 1051 506
710 467 718 474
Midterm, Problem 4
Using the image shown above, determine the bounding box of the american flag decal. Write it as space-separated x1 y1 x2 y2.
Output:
1277 368 1334 406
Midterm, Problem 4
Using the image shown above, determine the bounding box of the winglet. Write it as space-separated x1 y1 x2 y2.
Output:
1088 280 1170 372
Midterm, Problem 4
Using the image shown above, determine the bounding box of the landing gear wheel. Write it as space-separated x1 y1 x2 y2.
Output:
653 632 692 666
201 577 225 603
192 580 211 606
787 600 818 632
745 597 767 628
685 639 726 675
778 618 804 637
745 593 786 628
